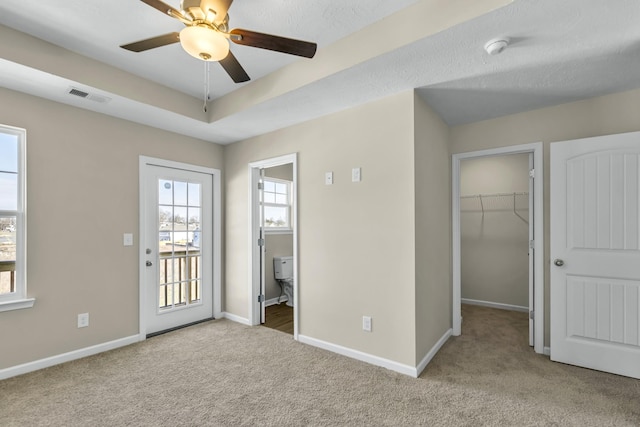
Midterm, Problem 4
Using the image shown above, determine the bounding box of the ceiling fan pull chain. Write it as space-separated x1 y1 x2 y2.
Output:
203 61 211 112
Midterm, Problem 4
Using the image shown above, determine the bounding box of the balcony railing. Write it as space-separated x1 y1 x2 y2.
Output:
158 250 200 309
0 260 16 294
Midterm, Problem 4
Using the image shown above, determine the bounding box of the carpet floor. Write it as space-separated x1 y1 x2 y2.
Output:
1 304 638 426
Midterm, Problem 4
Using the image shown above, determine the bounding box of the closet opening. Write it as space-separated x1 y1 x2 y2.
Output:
452 143 544 354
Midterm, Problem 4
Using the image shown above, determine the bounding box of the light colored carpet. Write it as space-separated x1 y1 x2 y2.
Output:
1 305 639 426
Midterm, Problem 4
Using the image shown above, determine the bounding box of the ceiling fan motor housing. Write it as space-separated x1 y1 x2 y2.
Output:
181 0 227 25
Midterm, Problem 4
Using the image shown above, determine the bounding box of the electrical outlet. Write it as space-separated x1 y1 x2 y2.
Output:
325 171 333 185
362 315 372 332
77 313 89 328
123 233 133 246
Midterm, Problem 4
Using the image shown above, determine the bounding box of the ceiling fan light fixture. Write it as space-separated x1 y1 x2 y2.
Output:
180 25 229 61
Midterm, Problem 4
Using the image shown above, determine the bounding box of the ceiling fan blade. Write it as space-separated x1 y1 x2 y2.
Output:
219 51 250 83
140 0 183 18
201 0 234 24
120 32 180 52
230 29 317 58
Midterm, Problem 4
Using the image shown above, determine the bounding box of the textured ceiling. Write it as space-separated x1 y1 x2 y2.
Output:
0 0 639 144
0 0 419 99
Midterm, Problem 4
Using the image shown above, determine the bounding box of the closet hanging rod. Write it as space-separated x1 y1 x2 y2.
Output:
460 192 529 224
460 191 529 199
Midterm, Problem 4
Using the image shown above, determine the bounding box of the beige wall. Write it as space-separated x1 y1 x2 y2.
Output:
413 94 452 362
224 91 418 365
0 87 222 370
451 87 640 346
460 154 529 307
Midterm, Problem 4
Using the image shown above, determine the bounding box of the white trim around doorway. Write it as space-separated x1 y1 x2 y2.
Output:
451 142 544 354
248 153 299 338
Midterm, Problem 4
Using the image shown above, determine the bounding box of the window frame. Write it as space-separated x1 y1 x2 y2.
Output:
261 177 292 233
0 124 32 312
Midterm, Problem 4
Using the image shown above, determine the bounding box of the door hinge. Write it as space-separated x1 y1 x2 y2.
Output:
529 240 535 249
258 294 265 303
258 238 265 247
529 168 535 179
258 182 263 190
529 310 534 320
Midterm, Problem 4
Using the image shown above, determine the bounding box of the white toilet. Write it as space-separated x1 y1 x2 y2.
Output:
273 256 294 307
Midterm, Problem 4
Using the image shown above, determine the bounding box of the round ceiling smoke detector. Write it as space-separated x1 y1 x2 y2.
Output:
484 38 509 55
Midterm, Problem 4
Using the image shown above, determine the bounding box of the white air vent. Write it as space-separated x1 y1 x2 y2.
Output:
67 87 112 104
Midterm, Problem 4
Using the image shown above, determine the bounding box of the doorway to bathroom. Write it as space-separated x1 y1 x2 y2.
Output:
452 143 544 354
249 154 298 337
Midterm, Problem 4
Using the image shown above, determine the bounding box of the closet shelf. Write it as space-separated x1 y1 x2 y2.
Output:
460 192 529 217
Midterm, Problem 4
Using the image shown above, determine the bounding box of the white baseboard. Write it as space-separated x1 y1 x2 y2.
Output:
462 298 528 313
416 328 452 377
544 346 551 356
221 312 251 325
0 334 142 381
298 334 418 378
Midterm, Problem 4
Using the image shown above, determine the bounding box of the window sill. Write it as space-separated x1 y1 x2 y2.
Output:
264 229 293 235
0 298 35 313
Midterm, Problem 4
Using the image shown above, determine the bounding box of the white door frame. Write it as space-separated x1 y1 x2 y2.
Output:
248 153 298 338
452 142 544 354
138 156 222 339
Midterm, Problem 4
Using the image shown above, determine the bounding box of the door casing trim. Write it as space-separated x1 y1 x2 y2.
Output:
451 142 544 354
248 153 298 338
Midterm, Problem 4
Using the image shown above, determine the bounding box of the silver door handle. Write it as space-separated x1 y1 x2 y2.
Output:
554 259 564 267
146 261 153 267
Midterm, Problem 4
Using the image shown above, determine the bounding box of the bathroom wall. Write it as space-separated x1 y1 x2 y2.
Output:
264 164 294 303
460 154 530 308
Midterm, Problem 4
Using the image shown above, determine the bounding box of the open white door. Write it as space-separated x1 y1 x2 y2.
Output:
528 153 535 347
550 131 640 379
259 169 266 324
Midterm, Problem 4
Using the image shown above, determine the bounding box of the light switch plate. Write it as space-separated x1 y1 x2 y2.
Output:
77 313 89 328
352 167 361 182
325 172 333 185
123 233 133 246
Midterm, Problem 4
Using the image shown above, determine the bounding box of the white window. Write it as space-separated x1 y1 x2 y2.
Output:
262 178 292 232
0 124 32 312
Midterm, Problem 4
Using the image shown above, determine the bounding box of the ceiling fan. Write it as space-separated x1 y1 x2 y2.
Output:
120 0 318 83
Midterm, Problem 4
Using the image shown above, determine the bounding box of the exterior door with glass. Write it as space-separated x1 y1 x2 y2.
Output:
143 164 213 335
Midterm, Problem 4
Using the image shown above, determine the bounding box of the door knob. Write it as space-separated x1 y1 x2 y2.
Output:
146 261 153 267
554 259 564 267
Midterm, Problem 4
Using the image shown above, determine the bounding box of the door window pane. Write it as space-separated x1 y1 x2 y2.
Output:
188 183 200 206
187 208 200 231
158 180 173 205
174 181 188 206
156 177 204 311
